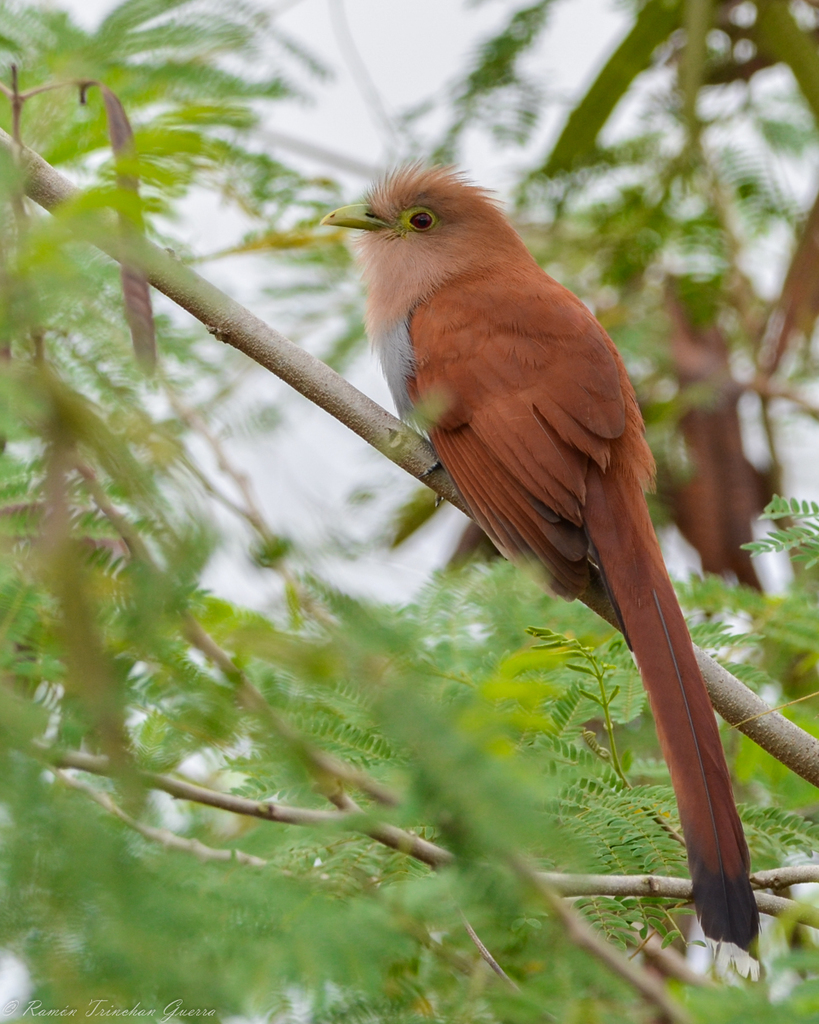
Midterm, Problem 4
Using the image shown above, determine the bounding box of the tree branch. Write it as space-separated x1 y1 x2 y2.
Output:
76 459 399 810
0 127 457 508
56 769 270 867
50 747 452 869
5 128 819 791
512 858 693 1024
541 868 819 895
58 763 514 991
542 870 819 928
181 616 402 808
753 864 819 888
458 910 519 991
50 747 819 927
693 647 819 791
53 748 348 825
50 747 692 1020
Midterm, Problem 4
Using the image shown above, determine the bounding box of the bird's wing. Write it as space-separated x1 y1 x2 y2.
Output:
409 269 631 596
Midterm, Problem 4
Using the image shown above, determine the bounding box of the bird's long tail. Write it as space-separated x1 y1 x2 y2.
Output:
582 464 759 960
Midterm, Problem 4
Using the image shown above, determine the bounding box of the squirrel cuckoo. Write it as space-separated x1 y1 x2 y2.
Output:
322 166 759 970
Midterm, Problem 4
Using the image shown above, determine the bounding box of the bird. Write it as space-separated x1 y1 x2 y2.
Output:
321 165 760 971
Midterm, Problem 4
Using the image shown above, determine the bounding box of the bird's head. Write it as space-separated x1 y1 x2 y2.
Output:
321 165 530 323
321 164 498 237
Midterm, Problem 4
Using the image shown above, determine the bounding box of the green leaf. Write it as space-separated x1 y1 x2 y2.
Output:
755 0 819 127
540 0 683 174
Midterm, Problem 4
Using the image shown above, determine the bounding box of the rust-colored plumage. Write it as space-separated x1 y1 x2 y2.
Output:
326 166 759 963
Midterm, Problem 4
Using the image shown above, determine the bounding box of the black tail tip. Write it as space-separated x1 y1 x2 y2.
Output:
693 867 760 953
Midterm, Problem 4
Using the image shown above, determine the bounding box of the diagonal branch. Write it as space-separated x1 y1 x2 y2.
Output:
57 762 513 988
0 127 456 508
53 748 349 825
512 857 692 1024
758 184 819 375
5 128 819 791
55 748 819 1011
56 769 270 867
181 617 400 808
458 910 519 991
76 460 399 809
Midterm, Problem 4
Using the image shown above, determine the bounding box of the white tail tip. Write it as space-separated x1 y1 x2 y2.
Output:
711 940 760 981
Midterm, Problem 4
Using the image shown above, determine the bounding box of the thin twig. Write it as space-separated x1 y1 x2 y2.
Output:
52 748 347 824
260 129 380 179
0 79 83 103
459 910 519 991
10 66 23 148
693 647 819 789
732 686 819 728
326 0 399 152
331 782 515 983
181 616 401 808
168 391 336 624
167 390 272 539
752 376 819 422
56 769 270 866
75 462 152 561
629 926 660 960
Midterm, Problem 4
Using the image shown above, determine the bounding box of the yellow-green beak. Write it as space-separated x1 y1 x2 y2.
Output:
320 203 389 231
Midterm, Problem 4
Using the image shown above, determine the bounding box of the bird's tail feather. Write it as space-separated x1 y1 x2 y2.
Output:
583 465 759 952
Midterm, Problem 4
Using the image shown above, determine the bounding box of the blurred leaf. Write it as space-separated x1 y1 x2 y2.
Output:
540 0 682 174
755 0 819 126
441 0 557 150
388 485 439 548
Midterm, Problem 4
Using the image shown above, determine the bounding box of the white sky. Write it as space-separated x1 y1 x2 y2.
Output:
62 0 629 189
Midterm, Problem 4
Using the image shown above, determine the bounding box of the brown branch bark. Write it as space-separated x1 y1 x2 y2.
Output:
512 858 693 1024
5 128 819 791
56 769 270 867
51 747 452 868
0 127 456 507
542 870 819 928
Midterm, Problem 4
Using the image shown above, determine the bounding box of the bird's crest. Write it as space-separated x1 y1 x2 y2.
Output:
367 164 500 224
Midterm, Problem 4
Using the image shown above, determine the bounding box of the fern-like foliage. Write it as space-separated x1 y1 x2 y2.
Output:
746 496 819 567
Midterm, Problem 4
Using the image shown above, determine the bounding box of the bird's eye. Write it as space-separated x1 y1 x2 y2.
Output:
409 211 434 230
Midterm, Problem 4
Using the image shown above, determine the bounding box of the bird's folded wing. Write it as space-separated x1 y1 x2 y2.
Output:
409 272 631 594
